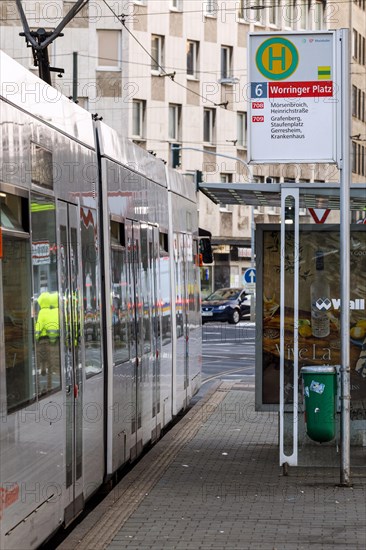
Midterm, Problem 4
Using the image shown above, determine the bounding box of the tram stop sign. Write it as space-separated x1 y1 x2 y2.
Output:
248 32 338 164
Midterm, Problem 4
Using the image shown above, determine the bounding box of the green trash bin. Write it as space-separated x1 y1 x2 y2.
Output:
301 366 337 443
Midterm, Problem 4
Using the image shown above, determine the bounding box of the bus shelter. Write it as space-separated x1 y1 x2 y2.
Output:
199 181 366 473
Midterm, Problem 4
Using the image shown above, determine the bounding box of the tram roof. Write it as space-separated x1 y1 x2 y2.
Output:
0 50 95 147
198 182 366 211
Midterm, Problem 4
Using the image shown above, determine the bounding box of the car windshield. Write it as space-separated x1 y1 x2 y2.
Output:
206 288 241 300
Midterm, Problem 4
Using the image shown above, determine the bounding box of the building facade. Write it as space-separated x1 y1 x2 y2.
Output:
1 0 365 294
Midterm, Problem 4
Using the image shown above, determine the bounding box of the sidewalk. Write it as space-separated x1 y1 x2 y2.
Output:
58 381 366 550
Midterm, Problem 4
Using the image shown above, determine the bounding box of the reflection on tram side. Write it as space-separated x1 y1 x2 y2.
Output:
0 51 201 550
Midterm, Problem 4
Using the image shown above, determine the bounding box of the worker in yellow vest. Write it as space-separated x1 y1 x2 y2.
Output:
35 291 60 392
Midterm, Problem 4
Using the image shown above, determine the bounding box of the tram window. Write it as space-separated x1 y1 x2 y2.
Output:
111 221 129 364
186 235 195 319
111 220 125 247
31 142 53 190
140 226 152 354
81 207 102 377
192 239 200 323
111 249 129 364
3 233 35 412
175 237 184 340
159 232 171 346
159 231 168 254
31 194 61 396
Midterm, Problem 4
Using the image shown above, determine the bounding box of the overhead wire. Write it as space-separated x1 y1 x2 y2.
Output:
11 51 249 78
9 0 366 145
123 136 247 147
7 2 366 81
11 51 366 80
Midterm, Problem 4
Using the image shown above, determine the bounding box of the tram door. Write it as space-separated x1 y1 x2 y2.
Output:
126 220 143 458
58 202 84 523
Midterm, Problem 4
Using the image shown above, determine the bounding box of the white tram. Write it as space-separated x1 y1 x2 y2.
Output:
0 51 201 548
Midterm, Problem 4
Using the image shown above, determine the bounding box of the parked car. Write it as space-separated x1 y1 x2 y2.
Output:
201 287 251 324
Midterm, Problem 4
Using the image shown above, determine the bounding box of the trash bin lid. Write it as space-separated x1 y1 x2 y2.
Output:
301 366 337 374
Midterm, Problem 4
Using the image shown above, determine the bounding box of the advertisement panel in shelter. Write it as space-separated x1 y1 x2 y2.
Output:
257 225 366 419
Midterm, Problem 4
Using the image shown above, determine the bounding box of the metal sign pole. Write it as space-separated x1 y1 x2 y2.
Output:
279 188 299 468
339 29 351 486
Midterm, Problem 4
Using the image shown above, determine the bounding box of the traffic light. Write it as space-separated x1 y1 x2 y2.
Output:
171 143 181 168
285 206 295 224
195 170 203 191
199 237 213 264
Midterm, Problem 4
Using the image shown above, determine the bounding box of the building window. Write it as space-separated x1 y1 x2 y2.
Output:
220 173 233 184
352 29 357 59
283 0 294 28
357 144 362 175
237 112 247 148
221 46 233 80
132 100 146 138
352 85 358 116
31 142 53 189
169 104 181 141
299 0 308 29
314 1 324 29
352 86 366 120
352 141 357 173
238 0 246 19
351 29 366 65
353 144 366 176
205 0 217 16
187 40 199 78
97 30 121 69
252 0 264 23
170 0 182 9
269 0 280 25
359 34 365 64
151 35 164 72
219 174 234 212
220 172 233 201
203 108 215 144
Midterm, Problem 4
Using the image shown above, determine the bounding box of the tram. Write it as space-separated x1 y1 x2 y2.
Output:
0 51 201 548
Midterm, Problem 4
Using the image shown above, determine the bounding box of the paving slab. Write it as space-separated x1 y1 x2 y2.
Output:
58 382 366 550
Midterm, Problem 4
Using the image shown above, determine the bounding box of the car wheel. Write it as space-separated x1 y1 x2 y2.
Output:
229 309 240 324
